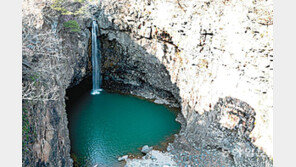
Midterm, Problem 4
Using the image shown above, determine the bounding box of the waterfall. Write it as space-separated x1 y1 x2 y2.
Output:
91 20 102 95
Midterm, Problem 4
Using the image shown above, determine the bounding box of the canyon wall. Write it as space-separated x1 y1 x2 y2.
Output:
22 1 91 166
22 0 273 166
93 0 273 166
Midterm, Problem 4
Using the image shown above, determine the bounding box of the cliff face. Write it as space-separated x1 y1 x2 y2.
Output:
22 0 273 166
92 0 273 166
99 34 181 108
22 0 91 166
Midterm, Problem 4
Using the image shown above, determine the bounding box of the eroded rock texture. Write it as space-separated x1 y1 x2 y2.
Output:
22 0 273 166
91 0 273 166
99 34 181 108
22 0 91 166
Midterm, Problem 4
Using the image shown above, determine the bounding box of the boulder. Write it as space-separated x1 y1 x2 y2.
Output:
118 155 128 161
141 145 153 154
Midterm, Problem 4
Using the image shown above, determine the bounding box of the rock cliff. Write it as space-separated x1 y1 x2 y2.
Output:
22 0 91 166
22 0 273 166
92 0 273 166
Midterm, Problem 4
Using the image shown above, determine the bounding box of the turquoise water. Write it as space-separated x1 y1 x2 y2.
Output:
67 90 180 166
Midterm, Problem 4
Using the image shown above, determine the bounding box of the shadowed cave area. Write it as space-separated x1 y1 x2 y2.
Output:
65 31 183 166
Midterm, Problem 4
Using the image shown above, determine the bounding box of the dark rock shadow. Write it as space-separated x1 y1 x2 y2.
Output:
172 96 272 166
99 34 182 109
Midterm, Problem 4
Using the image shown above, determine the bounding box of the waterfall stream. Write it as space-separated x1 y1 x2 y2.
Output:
91 20 102 95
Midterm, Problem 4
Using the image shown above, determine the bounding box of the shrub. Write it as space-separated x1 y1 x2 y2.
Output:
63 20 81 32
51 0 90 15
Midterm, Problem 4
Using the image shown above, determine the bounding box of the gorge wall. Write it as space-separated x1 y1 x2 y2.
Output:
22 1 91 166
93 0 273 166
22 0 273 166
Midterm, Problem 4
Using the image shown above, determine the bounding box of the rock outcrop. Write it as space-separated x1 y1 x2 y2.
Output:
141 145 153 154
22 0 91 166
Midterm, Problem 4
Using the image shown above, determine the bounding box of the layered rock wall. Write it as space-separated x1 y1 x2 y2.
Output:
92 0 273 165
22 0 273 166
22 0 91 166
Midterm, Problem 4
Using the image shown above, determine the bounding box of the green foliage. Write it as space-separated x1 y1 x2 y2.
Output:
51 0 68 14
74 0 86 3
51 0 88 15
22 107 37 153
63 20 81 32
29 73 39 82
22 108 30 150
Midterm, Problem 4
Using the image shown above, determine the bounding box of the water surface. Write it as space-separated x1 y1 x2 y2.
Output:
67 87 180 166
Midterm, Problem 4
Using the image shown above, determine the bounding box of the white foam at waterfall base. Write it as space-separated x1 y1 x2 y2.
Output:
91 89 103 95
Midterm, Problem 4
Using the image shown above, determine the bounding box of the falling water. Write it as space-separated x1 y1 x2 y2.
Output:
91 20 102 95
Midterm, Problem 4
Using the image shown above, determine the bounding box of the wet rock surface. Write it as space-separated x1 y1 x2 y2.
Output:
118 155 128 162
141 145 153 154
